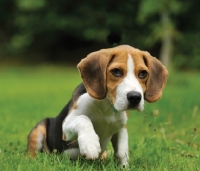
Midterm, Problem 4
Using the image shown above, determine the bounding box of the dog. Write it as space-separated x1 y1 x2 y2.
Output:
27 45 168 167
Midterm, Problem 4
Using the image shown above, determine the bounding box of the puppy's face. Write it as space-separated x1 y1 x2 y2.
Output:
106 53 148 111
77 45 168 112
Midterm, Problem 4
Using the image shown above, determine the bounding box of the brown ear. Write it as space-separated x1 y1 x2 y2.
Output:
77 50 114 100
143 52 168 103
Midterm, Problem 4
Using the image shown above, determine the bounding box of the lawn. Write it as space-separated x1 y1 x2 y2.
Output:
0 66 199 171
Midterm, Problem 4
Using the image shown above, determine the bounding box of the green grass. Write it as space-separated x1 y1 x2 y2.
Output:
0 66 200 171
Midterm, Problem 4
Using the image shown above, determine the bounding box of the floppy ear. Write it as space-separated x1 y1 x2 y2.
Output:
143 52 168 103
77 50 114 100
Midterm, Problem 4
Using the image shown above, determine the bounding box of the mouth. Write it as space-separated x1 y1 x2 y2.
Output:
127 104 143 111
114 104 143 113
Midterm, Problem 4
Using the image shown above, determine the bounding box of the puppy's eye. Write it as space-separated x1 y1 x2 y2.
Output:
110 68 123 77
138 70 148 79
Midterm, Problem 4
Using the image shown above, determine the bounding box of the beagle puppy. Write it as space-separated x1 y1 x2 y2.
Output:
27 45 168 167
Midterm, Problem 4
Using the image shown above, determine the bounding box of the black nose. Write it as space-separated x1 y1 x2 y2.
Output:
127 91 141 107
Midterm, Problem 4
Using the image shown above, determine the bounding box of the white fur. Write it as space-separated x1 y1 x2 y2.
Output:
114 54 144 111
37 133 44 150
113 128 129 166
62 93 128 164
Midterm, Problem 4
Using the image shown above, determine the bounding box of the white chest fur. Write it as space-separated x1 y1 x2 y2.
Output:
74 93 127 150
63 93 127 152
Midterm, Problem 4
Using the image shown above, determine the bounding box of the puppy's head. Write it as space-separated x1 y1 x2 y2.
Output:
77 45 168 112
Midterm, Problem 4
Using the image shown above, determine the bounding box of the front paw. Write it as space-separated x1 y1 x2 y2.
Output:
119 160 128 168
78 133 101 160
115 151 129 168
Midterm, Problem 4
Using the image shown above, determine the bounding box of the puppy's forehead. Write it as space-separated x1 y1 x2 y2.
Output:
111 52 129 64
109 48 145 66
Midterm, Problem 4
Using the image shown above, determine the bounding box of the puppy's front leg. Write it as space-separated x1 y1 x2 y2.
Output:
111 128 129 168
62 114 101 160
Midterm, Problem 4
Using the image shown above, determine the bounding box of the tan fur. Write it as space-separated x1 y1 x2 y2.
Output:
62 133 67 141
27 122 47 157
100 150 108 160
106 54 128 105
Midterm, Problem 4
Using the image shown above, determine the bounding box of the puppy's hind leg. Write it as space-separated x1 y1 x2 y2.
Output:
27 119 49 157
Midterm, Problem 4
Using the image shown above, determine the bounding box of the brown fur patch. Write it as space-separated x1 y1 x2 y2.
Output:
100 150 108 160
62 133 67 141
27 121 47 157
106 54 128 104
131 50 149 92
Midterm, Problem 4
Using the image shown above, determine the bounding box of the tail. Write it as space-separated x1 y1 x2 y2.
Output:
27 119 50 157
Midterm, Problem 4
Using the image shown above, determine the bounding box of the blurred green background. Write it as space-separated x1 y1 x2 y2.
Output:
0 1 200 170
0 0 200 69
